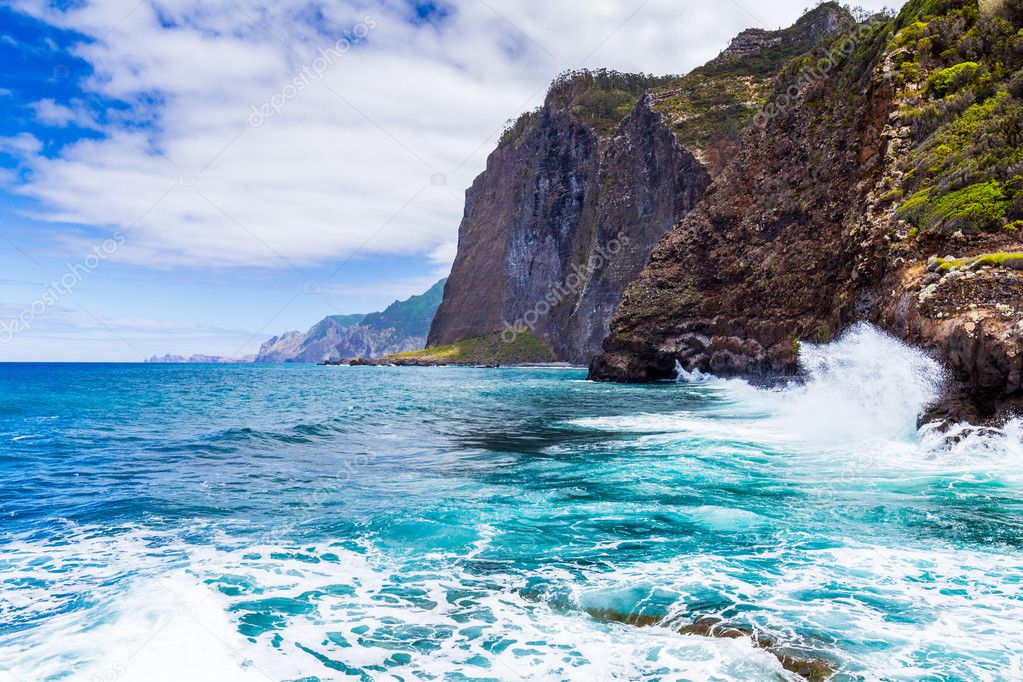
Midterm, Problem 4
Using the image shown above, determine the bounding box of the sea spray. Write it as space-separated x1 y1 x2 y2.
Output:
780 323 944 443
671 323 944 443
919 417 1023 465
595 324 1023 464
674 360 711 384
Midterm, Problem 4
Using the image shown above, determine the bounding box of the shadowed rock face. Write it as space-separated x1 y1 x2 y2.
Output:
592 0 1023 424
588 67 876 383
428 5 853 365
427 93 710 364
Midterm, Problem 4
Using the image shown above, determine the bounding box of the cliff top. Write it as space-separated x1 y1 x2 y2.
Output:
499 69 677 146
497 3 856 158
649 2 856 157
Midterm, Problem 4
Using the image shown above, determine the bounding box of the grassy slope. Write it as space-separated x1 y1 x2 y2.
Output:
650 2 855 154
382 332 557 365
887 0 1023 234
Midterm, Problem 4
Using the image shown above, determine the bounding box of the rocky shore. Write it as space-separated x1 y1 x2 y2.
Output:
591 0 1023 425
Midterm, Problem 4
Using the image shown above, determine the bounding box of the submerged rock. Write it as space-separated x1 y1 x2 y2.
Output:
586 608 835 681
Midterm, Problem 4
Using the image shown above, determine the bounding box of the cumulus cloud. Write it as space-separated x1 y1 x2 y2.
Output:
0 132 43 157
30 98 101 128
5 0 903 270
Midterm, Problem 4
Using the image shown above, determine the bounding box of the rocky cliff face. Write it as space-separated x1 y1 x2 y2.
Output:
427 79 710 364
592 0 1023 424
429 5 850 364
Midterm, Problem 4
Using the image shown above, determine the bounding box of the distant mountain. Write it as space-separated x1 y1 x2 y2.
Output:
145 279 446 364
145 354 256 364
254 279 447 363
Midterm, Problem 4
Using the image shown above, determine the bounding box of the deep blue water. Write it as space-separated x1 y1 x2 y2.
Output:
2 331 1022 681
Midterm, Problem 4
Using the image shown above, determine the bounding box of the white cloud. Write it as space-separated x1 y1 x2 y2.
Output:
5 0 904 270
30 98 101 128
0 132 43 157
428 240 458 269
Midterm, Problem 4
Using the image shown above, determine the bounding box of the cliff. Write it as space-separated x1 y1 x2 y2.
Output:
428 4 851 365
592 0 1023 424
427 72 707 365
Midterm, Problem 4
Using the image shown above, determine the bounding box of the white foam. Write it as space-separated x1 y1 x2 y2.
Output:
574 324 1023 470
573 539 1023 681
4 507 1022 681
0 528 795 682
774 323 943 442
674 360 712 384
0 529 288 682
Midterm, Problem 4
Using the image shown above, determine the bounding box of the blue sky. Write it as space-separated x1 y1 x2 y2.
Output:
0 0 903 361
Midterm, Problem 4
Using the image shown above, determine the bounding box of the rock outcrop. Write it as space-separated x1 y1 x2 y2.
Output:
592 0 1023 424
429 5 852 364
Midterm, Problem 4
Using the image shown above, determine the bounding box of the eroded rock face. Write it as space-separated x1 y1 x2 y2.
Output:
884 264 1023 423
721 29 783 59
428 4 852 365
427 94 710 364
590 62 875 384
592 0 1023 424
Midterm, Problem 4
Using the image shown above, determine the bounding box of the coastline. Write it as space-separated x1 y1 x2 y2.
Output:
322 358 580 369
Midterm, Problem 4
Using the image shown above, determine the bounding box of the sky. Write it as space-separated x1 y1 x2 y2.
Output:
0 0 904 361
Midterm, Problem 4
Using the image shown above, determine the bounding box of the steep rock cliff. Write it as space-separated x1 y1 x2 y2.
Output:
427 79 710 364
592 0 1023 424
429 5 851 364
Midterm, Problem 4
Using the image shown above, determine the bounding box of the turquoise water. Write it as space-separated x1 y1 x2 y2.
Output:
1 327 1022 681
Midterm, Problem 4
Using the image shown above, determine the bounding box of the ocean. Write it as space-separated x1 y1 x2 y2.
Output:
1 325 1021 681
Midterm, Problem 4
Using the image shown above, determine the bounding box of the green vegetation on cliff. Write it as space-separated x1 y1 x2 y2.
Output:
361 278 447 338
935 251 1023 270
499 3 856 153
546 69 678 137
892 0 1023 233
650 2 856 154
384 331 556 365
499 69 677 146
